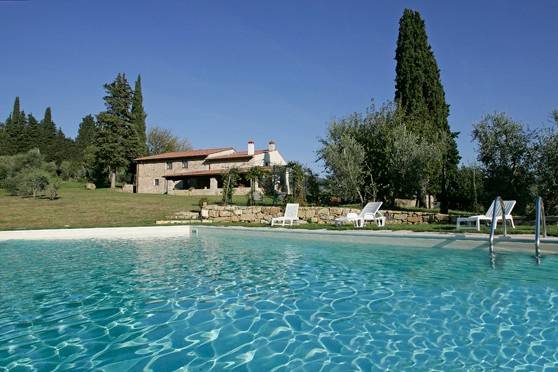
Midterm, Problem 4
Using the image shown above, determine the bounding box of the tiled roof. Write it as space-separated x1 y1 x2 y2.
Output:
164 169 226 177
206 150 268 161
164 166 273 178
135 148 233 161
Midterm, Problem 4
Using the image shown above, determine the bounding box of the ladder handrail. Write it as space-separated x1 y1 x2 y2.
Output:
489 196 508 256
535 196 547 260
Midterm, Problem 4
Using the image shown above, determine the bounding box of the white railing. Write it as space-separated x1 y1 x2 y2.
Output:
488 196 508 258
534 196 547 261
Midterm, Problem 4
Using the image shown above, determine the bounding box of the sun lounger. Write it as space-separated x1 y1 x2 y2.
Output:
456 200 516 231
271 203 300 226
335 201 384 228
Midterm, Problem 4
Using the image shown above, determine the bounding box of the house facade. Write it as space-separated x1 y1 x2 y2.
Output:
134 140 287 195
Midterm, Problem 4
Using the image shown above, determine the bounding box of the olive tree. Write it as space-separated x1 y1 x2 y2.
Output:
318 131 367 205
1 149 60 199
387 123 443 207
472 113 535 212
534 112 558 214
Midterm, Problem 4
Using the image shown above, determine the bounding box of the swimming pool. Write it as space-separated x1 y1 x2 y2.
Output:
1 227 557 370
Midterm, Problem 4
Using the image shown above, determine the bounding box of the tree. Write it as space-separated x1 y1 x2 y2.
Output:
261 165 285 205
319 101 449 207
318 132 366 205
12 169 52 198
286 161 306 205
357 102 405 202
3 97 27 155
450 165 484 212
304 168 322 205
387 123 444 207
75 114 98 173
76 115 97 150
222 168 240 205
0 122 5 154
131 75 148 155
472 112 534 213
26 114 41 153
147 126 192 155
246 166 264 206
394 9 460 212
1 149 59 199
40 107 57 160
534 112 558 214
95 73 139 188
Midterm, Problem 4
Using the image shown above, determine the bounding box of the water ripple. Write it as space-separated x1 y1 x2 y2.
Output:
1 231 558 370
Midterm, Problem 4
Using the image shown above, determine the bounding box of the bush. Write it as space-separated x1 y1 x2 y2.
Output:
59 160 85 181
7 169 52 198
45 178 60 200
1 149 61 199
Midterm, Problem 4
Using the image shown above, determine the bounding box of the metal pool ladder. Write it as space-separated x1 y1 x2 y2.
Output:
534 196 547 262
488 196 508 259
489 196 547 265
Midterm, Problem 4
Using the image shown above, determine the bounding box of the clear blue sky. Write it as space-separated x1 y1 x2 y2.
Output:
1 1 557 170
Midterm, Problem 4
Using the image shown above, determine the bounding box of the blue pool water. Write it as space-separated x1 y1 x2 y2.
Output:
1 229 558 371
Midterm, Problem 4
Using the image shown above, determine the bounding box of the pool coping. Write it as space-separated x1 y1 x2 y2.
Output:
0 225 194 241
1 225 558 255
193 225 558 254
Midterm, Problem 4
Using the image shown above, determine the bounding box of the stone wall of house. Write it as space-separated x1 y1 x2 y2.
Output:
136 161 167 194
169 186 254 197
166 205 454 225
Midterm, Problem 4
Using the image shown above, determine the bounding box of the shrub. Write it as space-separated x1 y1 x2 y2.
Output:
45 178 60 200
8 169 52 198
1 149 61 199
59 160 85 181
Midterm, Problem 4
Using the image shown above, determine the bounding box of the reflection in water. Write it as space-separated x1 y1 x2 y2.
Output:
0 231 557 370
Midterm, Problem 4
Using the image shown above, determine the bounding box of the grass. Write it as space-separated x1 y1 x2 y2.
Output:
0 182 555 236
0 182 227 230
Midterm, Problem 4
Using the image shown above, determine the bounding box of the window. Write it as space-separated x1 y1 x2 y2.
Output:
154 179 159 186
166 161 173 170
182 160 188 169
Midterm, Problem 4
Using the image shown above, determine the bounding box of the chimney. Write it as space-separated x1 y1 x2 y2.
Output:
268 140 276 152
247 140 255 155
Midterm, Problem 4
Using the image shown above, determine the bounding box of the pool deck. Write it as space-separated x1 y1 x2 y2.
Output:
1 225 557 254
0 226 194 241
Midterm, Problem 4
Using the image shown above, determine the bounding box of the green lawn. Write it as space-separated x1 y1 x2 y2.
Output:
1 182 555 236
0 182 225 230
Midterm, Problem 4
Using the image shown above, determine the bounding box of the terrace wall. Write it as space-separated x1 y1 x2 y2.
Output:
167 205 454 225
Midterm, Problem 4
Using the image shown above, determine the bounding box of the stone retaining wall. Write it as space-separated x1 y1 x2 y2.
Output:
168 205 455 225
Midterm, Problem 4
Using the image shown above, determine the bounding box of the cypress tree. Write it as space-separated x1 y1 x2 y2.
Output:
394 9 460 212
75 114 97 164
76 115 97 149
51 128 74 165
3 97 28 155
95 73 139 188
26 113 41 153
0 122 5 155
131 75 147 155
40 107 58 161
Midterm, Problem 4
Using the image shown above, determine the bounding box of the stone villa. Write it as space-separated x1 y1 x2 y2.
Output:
134 140 287 195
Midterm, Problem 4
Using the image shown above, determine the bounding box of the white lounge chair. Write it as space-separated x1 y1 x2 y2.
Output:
335 201 384 228
271 203 300 226
456 200 516 231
